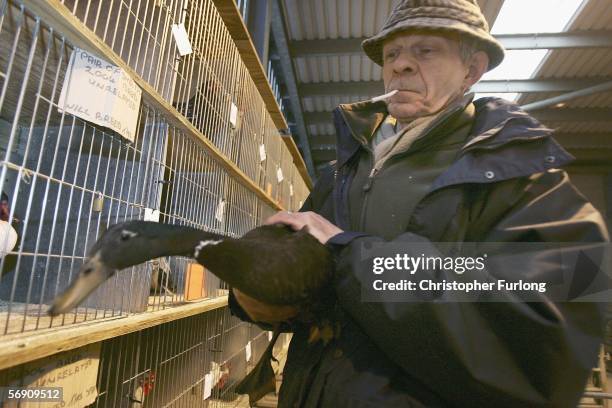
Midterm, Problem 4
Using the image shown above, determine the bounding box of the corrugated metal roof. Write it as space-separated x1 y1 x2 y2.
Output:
516 0 612 135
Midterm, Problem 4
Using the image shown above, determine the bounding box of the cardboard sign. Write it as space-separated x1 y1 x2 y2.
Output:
4 343 101 408
59 48 142 142
185 263 206 301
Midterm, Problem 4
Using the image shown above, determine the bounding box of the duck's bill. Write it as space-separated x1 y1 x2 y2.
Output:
48 254 115 316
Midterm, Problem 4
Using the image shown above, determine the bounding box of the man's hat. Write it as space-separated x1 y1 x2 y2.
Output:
362 0 505 70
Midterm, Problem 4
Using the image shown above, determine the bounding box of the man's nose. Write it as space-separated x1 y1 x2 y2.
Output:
392 52 417 75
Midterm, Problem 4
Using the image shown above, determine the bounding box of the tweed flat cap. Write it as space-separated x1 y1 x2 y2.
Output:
362 0 505 70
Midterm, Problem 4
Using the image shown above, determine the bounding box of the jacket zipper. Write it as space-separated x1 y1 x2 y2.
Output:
359 149 376 230
341 101 465 231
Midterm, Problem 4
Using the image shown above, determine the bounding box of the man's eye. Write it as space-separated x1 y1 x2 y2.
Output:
384 50 398 61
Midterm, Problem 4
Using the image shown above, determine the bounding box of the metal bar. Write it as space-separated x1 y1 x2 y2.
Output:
298 78 612 97
270 0 315 178
304 107 612 126
522 80 612 111
290 30 612 57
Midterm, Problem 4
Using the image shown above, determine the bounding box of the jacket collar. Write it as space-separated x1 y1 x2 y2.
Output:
333 94 474 168
332 96 574 188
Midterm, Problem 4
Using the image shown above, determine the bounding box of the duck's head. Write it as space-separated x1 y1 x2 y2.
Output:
48 221 176 316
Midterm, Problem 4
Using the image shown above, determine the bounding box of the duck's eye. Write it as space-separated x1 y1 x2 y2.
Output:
120 230 138 241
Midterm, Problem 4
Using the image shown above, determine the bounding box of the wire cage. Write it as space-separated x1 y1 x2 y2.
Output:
0 0 309 404
0 0 308 336
0 306 291 407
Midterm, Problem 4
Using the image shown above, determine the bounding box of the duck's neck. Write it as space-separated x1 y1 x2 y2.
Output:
151 224 226 259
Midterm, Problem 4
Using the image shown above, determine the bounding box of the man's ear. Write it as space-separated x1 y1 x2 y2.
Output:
464 50 489 90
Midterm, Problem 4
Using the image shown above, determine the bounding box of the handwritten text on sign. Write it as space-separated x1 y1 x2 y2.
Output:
59 48 142 142
4 343 101 408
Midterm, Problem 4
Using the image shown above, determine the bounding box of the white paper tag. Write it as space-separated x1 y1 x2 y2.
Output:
171 23 193 56
215 200 225 222
245 341 252 362
229 102 238 128
203 372 212 400
299 200 303 208
144 208 160 222
276 167 284 183
289 184 294 196
268 331 273 341
259 144 267 162
58 48 142 142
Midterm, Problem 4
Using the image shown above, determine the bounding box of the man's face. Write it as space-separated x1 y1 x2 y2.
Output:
382 32 471 122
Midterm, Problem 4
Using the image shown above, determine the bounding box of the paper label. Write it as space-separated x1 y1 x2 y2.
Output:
245 341 252 362
4 343 101 408
215 200 225 222
59 48 142 142
259 144 267 162
203 372 212 400
268 331 273 341
276 167 284 183
144 208 160 222
171 23 193 56
289 184 294 196
299 200 303 208
229 102 238 128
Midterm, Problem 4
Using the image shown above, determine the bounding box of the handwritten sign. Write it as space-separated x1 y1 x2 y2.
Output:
59 48 142 142
4 343 101 408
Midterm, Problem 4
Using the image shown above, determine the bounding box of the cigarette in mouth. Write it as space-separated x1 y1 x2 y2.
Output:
370 89 398 103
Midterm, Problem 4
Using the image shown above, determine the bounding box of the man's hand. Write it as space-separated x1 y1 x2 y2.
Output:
233 289 298 323
263 211 343 244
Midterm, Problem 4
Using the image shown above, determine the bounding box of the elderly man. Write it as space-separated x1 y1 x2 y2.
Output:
231 0 609 406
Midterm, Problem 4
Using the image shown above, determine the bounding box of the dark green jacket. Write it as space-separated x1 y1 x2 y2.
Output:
231 96 609 407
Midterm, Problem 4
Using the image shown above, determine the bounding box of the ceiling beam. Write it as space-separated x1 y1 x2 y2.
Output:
270 0 315 179
299 78 612 97
304 108 612 126
310 133 612 151
533 108 612 122
290 31 612 57
553 133 612 149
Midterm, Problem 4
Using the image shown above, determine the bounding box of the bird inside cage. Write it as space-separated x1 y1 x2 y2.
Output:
0 191 20 279
149 257 176 295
